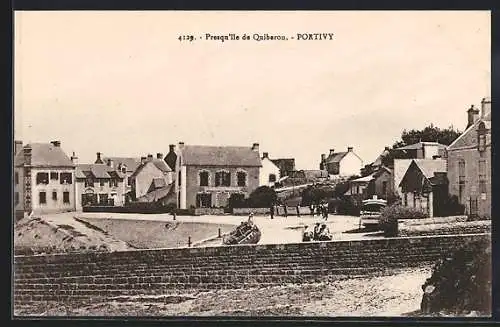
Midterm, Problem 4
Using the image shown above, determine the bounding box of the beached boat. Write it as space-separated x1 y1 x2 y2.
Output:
223 221 261 245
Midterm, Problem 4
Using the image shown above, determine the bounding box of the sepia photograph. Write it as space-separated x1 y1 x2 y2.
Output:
12 10 491 317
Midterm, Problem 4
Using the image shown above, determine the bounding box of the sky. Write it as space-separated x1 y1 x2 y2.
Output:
14 11 490 170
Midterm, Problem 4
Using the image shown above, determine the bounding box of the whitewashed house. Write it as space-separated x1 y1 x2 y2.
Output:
259 152 281 187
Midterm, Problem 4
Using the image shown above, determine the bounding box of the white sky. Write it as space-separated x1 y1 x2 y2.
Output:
14 11 490 169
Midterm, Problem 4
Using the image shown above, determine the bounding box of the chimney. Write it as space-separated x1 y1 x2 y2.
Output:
252 143 259 152
321 154 326 161
467 104 480 128
14 140 23 155
347 147 353 152
141 156 147 164
329 149 335 156
71 152 78 164
107 158 114 168
178 142 185 150
157 153 163 160
169 144 175 152
23 146 32 165
96 152 104 164
384 146 390 151
262 152 269 159
481 97 491 118
51 140 61 147
147 154 153 162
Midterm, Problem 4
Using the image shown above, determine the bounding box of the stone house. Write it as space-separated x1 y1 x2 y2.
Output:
399 159 448 217
75 161 127 209
447 97 491 219
347 166 393 200
95 153 141 201
174 142 262 209
14 140 76 217
320 147 364 178
130 154 173 200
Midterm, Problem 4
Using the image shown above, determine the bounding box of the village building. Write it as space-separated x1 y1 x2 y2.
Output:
129 153 173 200
74 161 127 209
319 147 364 178
271 158 295 177
174 142 262 209
95 153 141 202
347 166 393 200
398 159 448 217
393 141 448 200
14 141 76 217
259 152 281 187
447 97 491 219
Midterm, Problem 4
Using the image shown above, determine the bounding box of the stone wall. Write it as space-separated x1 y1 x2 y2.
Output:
14 233 489 306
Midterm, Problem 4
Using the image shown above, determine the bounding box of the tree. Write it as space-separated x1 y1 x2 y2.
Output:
248 186 277 208
392 124 462 149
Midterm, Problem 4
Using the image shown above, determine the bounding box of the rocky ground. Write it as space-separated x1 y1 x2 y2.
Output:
15 268 432 317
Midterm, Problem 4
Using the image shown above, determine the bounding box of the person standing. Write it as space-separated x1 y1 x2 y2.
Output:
296 205 300 217
270 204 274 219
284 204 288 218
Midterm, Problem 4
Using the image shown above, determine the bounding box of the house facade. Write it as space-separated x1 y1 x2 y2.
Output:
14 141 76 217
346 166 393 200
447 97 491 219
399 159 448 217
320 147 363 178
259 152 281 187
130 154 173 200
95 153 141 202
75 162 127 209
175 142 262 209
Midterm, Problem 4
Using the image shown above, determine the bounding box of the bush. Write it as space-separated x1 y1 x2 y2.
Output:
248 186 277 208
379 205 428 236
228 193 246 209
421 238 491 315
335 196 361 216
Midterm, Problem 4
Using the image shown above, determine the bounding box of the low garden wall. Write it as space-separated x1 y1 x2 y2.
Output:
232 208 270 215
398 220 491 237
276 206 311 216
193 208 225 216
14 233 489 305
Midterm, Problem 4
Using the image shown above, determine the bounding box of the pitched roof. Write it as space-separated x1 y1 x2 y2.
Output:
181 145 262 167
351 173 375 183
413 159 447 179
14 143 75 168
130 159 172 178
396 142 447 151
151 178 167 189
448 112 492 150
326 152 347 163
102 157 141 172
137 184 174 203
75 164 124 179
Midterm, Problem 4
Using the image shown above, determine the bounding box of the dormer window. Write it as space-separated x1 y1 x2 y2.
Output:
477 122 487 152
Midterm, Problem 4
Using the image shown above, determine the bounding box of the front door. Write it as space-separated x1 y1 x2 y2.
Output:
196 193 212 208
469 197 479 220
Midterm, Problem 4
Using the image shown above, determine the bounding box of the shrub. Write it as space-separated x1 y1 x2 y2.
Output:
379 205 428 236
228 193 246 209
421 238 491 315
248 186 277 208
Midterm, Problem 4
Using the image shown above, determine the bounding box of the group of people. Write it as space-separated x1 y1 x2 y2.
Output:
302 222 332 242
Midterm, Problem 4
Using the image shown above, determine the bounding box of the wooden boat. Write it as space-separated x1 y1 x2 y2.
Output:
223 221 261 245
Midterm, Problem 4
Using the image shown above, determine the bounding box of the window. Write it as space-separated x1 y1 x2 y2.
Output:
404 193 408 206
100 179 105 187
121 167 127 174
60 172 72 184
382 181 388 195
39 191 46 204
109 179 118 187
199 171 209 186
215 171 231 187
85 178 94 187
269 174 276 183
63 191 70 204
15 172 19 185
50 172 59 180
15 192 19 205
52 191 57 201
237 171 247 187
178 171 182 186
196 193 212 208
36 172 49 185
127 177 132 186
99 193 108 205
477 122 487 152
458 159 466 201
479 160 487 194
